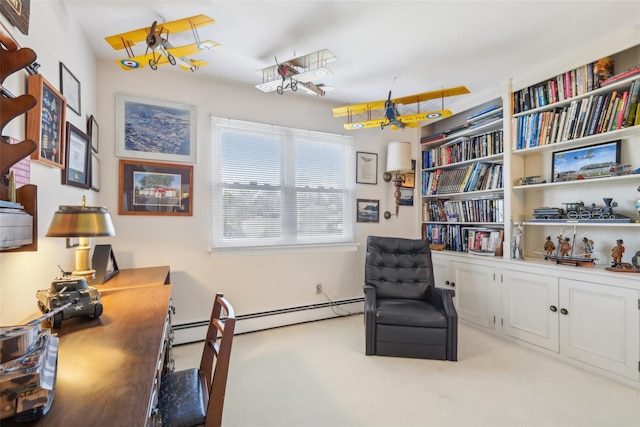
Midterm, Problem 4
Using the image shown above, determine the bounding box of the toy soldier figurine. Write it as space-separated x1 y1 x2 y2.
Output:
543 236 555 255
559 237 572 257
581 237 594 257
611 239 625 266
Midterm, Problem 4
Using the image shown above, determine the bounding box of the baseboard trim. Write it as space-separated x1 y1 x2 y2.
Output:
173 297 364 345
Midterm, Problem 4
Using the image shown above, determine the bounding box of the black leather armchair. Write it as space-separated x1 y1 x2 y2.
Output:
364 236 458 360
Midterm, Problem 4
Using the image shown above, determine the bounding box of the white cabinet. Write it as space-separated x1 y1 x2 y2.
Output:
503 269 640 381
432 253 500 332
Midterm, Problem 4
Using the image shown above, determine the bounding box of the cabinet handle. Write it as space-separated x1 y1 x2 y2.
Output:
560 308 568 315
445 281 450 286
450 282 455 287
549 305 557 312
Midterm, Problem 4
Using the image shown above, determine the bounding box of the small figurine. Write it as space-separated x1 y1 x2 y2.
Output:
559 237 572 257
581 237 594 257
543 236 555 255
636 185 640 223
611 239 625 266
511 222 524 259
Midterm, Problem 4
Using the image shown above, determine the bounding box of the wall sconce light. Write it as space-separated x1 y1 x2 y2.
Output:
46 196 116 279
383 141 412 219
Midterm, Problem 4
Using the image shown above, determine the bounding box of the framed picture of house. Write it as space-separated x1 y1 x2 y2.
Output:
119 159 193 216
115 94 197 163
26 73 67 168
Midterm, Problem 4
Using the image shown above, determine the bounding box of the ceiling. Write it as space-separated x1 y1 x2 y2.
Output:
65 1 640 107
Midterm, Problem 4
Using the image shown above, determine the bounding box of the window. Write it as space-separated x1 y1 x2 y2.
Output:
211 117 355 249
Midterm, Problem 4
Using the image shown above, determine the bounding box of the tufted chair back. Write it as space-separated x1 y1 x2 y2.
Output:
365 235 434 301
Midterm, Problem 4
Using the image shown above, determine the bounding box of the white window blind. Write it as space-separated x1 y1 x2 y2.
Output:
211 117 355 249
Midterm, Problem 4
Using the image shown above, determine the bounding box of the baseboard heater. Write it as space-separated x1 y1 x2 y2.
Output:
172 297 364 345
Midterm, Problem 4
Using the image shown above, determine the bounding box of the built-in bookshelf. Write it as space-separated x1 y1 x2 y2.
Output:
508 44 640 266
420 98 504 253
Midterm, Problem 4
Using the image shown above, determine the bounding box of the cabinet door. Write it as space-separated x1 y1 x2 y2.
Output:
559 278 640 381
502 270 559 352
432 255 456 307
450 261 496 330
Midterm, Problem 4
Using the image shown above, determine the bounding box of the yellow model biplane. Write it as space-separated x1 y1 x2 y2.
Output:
333 86 470 130
105 14 219 72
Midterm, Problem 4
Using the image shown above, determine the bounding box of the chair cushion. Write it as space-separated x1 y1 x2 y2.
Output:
376 299 447 328
159 368 206 427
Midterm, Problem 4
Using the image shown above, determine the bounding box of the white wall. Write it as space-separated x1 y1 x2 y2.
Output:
0 1 416 326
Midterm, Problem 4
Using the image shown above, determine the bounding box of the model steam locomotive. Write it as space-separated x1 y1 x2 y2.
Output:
532 198 632 222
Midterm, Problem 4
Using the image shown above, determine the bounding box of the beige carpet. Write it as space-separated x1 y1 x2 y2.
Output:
172 314 640 427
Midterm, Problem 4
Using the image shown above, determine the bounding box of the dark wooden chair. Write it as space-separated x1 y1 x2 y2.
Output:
158 292 236 427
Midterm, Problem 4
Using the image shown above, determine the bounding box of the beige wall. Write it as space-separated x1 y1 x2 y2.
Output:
0 2 417 326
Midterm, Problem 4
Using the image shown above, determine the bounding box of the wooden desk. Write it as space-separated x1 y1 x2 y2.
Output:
97 265 170 292
5 269 173 426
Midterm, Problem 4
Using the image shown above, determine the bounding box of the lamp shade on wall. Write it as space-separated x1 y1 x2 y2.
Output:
386 141 412 173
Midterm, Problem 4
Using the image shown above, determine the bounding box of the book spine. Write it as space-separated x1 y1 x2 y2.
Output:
599 66 640 87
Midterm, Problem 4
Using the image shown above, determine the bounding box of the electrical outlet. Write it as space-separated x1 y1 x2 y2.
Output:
315 283 322 294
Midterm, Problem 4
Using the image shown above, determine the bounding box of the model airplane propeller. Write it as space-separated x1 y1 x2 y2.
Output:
105 14 220 72
255 49 335 96
333 86 471 130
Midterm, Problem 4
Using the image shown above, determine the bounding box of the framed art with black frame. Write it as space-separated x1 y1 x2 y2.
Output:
62 122 91 189
87 115 99 152
119 159 193 216
356 151 378 184
60 62 81 115
551 140 621 182
26 73 67 168
357 198 380 223
91 152 100 191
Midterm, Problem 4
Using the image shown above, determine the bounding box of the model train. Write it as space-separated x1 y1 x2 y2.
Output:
533 198 627 221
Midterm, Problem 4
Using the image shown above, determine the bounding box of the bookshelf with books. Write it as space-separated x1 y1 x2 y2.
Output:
508 44 640 269
420 98 505 255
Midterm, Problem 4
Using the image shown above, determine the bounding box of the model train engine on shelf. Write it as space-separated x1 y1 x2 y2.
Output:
532 198 633 222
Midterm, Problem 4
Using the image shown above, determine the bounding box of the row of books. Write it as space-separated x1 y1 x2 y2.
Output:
422 198 504 223
420 106 503 145
421 223 503 255
512 79 640 150
422 130 504 169
421 162 503 196
512 58 613 114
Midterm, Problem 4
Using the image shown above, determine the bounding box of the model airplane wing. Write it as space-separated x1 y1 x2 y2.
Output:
333 86 470 118
116 41 218 70
343 111 452 130
105 15 215 51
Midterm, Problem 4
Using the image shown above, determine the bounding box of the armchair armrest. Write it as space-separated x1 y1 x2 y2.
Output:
428 286 458 361
363 284 377 355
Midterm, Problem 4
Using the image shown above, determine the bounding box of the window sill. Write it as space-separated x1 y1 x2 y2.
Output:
208 242 359 257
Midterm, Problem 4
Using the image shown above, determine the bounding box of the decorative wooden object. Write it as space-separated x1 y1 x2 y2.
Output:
0 23 38 252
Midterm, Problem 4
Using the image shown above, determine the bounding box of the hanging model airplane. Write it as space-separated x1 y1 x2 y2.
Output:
104 14 220 72
255 49 336 96
332 86 471 130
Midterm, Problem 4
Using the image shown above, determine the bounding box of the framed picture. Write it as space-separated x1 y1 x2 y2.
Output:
26 73 67 168
399 188 414 206
401 159 416 188
87 115 99 152
356 151 378 184
60 62 81 115
91 244 119 285
119 159 193 216
116 93 197 163
357 198 379 223
551 140 621 182
62 122 91 189
91 152 100 191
